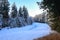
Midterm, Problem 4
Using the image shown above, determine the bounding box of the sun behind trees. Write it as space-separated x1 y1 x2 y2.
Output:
0 0 33 29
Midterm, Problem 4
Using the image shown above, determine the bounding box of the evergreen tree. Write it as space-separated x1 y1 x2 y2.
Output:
9 3 18 27
0 14 3 29
18 7 23 17
0 0 10 27
3 0 9 18
23 6 29 23
37 0 60 32
11 3 17 18
18 7 25 26
0 0 3 28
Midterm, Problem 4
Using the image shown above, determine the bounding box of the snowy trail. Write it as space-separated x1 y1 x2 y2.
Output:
0 22 51 40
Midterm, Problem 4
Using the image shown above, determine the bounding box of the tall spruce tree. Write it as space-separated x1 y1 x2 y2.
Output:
0 0 3 28
37 0 60 32
17 7 25 26
18 7 23 17
11 3 17 18
10 3 18 27
23 6 29 22
0 0 9 27
3 0 9 18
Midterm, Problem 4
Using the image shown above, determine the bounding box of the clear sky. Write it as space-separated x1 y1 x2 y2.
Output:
8 0 43 17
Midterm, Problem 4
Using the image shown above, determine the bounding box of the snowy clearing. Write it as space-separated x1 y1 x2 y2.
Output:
0 22 52 40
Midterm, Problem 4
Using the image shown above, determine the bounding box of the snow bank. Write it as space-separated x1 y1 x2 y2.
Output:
0 22 51 40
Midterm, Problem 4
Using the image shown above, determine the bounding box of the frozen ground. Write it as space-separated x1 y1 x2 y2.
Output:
0 22 52 40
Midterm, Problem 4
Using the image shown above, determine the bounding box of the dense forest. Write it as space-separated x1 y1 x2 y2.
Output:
0 0 34 29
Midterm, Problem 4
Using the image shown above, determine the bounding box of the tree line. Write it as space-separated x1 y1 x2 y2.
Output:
0 0 33 29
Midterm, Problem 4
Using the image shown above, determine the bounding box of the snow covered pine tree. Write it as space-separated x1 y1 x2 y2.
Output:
10 3 18 27
0 0 9 28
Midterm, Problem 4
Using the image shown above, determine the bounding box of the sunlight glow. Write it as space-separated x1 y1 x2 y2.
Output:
28 9 43 17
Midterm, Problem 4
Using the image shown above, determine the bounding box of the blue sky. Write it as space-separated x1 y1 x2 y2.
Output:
8 0 43 17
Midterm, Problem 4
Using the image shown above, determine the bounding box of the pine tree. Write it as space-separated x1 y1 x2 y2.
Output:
0 14 3 29
11 3 17 18
23 6 29 23
10 2 18 27
0 0 3 28
18 7 23 17
3 0 9 18
37 0 60 32
17 7 25 26
0 0 9 27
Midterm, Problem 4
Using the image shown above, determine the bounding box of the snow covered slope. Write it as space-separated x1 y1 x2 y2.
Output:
0 22 51 40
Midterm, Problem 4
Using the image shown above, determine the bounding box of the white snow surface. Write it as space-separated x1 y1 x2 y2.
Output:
0 22 52 40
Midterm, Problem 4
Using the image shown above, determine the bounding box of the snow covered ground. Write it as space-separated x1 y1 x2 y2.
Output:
0 22 52 40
